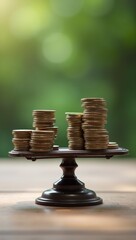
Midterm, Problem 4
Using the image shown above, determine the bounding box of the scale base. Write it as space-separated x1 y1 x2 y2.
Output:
36 188 102 207
36 157 103 207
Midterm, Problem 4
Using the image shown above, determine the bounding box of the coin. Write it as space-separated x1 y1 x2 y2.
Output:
33 110 56 131
81 98 109 150
12 130 32 151
12 129 32 138
108 142 119 149
30 130 54 153
53 145 59 150
66 112 84 150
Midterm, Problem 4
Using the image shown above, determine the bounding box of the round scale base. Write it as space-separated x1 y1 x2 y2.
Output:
35 188 103 207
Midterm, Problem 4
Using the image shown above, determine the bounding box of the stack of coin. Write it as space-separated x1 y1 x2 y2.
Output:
66 112 84 150
81 98 109 150
12 130 32 151
30 130 54 152
108 142 119 149
32 110 58 139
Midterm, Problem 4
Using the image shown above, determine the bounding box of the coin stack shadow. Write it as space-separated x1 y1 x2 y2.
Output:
12 130 32 151
66 113 84 150
81 98 109 150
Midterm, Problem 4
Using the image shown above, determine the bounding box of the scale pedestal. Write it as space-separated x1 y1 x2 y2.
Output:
36 157 102 206
9 147 128 207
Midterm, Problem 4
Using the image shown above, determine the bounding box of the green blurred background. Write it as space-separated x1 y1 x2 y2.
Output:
0 0 136 157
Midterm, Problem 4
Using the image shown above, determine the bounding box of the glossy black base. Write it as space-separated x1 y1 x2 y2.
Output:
35 157 103 207
36 188 103 207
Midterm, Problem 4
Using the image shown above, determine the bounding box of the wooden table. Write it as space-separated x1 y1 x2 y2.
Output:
0 157 136 239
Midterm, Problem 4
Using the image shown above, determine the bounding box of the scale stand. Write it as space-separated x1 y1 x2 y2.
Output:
9 147 128 207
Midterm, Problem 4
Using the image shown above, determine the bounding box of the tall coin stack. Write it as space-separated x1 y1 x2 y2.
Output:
32 110 58 139
81 98 109 150
12 130 32 151
66 113 84 150
30 130 54 152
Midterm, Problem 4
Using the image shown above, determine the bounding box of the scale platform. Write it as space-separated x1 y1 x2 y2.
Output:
9 147 128 207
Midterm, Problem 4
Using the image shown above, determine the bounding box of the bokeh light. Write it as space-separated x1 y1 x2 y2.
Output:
50 0 84 17
87 0 114 16
10 3 51 39
42 32 73 63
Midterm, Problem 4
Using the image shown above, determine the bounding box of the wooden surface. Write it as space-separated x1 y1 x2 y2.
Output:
0 158 136 240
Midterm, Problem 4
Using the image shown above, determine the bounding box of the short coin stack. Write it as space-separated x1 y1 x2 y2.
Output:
32 110 58 139
12 130 32 151
30 130 54 152
81 98 109 150
66 112 84 150
108 142 119 149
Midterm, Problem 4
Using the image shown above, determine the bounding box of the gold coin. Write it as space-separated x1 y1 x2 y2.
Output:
12 130 32 138
108 142 119 149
